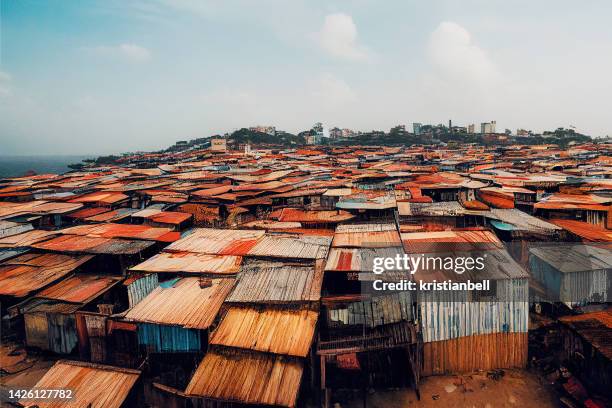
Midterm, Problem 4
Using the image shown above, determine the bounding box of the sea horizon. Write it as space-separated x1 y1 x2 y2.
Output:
0 154 96 178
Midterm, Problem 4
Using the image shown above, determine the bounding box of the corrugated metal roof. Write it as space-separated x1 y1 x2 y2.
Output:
0 253 93 298
401 230 503 254
32 235 154 255
60 223 178 242
332 230 402 248
529 245 612 273
185 349 303 407
325 246 406 273
241 220 303 230
69 191 129 204
65 207 111 219
550 219 612 242
165 228 265 255
85 207 139 222
226 261 323 304
147 211 192 225
125 277 234 329
0 229 58 248
336 223 397 233
36 274 121 304
0 221 33 239
210 306 317 357
535 193 611 211
23 360 140 408
247 235 331 260
415 248 529 281
130 252 242 275
398 201 487 217
277 208 354 223
0 248 29 262
0 200 83 220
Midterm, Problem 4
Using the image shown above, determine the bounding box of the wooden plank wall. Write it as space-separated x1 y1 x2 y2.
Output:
422 332 528 376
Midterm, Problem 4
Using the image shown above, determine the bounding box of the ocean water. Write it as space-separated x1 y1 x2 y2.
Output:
0 155 94 178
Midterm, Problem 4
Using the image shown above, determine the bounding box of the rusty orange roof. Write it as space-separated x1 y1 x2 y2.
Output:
36 274 121 304
69 191 129 205
535 193 611 211
550 219 612 242
0 253 93 298
461 200 490 210
32 235 154 255
24 360 141 408
478 189 515 209
276 208 355 224
66 206 111 219
147 211 193 225
185 349 303 407
210 306 317 357
60 223 179 242
124 277 234 329
131 252 242 275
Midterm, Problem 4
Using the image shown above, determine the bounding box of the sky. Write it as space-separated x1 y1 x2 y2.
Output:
1 0 612 155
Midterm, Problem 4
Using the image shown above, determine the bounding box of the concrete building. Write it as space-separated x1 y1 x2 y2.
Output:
249 126 276 136
210 138 227 152
329 127 342 139
413 122 423 135
481 121 497 134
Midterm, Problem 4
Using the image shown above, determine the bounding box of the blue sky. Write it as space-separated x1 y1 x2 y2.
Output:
1 0 611 154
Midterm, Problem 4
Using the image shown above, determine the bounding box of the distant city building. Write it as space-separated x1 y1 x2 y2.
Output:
413 122 423 135
451 126 467 134
390 125 407 135
210 138 227 152
305 134 321 145
480 121 497 134
329 127 343 139
342 128 355 138
249 126 276 136
467 124 476 134
516 128 531 137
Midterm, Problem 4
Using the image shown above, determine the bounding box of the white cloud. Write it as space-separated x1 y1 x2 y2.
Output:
0 71 12 97
309 73 357 110
87 43 152 62
428 22 499 84
315 13 369 61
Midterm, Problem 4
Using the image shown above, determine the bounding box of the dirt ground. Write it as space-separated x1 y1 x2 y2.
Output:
338 369 559 408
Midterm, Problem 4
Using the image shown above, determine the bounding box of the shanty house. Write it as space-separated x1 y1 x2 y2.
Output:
529 244 611 304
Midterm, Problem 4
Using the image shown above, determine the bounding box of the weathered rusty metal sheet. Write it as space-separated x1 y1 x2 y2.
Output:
32 235 154 255
0 253 93 298
131 252 242 275
210 306 318 357
23 360 141 408
185 349 303 408
226 261 324 304
124 277 234 329
36 274 121 304
422 332 528 376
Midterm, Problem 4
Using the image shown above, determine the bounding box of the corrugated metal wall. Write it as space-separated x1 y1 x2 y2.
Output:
418 279 529 343
529 255 610 303
137 323 201 353
128 274 160 308
327 292 413 328
25 312 78 354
